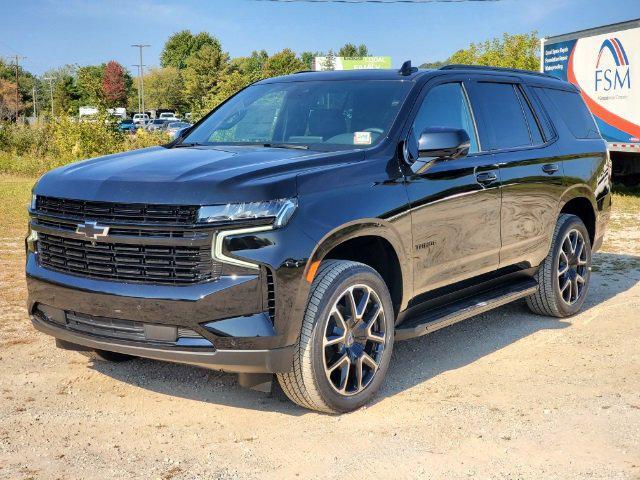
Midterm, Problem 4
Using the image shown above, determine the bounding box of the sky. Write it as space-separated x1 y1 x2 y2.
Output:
2 0 639 76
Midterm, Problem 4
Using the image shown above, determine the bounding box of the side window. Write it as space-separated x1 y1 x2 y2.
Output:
526 87 556 142
536 87 600 139
473 82 531 150
515 87 544 145
412 83 479 154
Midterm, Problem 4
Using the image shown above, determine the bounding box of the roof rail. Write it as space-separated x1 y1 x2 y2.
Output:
440 64 558 80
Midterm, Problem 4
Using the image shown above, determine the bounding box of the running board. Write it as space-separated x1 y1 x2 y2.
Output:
395 279 539 341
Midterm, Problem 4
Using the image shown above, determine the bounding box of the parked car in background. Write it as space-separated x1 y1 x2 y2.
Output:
132 113 150 125
117 119 137 134
145 119 170 132
167 121 192 139
159 112 179 122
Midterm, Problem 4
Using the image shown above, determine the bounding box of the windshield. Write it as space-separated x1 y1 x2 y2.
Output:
181 80 411 150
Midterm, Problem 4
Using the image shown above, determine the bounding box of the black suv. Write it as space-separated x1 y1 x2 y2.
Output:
26 63 611 413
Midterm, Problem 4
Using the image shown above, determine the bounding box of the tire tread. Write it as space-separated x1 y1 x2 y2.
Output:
277 260 375 413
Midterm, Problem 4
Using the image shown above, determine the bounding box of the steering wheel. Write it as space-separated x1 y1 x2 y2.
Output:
363 127 384 134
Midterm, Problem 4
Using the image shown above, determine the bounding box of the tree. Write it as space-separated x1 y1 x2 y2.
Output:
39 65 80 116
419 60 448 69
0 58 36 119
201 70 252 114
262 49 305 78
182 43 229 110
0 79 18 120
324 49 336 71
53 75 81 115
448 32 539 70
338 43 368 57
300 51 323 70
144 67 185 111
233 50 269 82
76 64 105 106
102 61 128 106
161 30 221 70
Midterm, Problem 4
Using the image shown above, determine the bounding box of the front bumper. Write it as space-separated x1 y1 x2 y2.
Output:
31 313 294 373
26 251 297 372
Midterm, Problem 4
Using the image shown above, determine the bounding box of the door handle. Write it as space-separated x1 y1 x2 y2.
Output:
542 163 559 174
476 171 498 184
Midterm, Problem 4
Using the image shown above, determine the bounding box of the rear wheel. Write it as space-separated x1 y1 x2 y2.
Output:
277 260 394 413
526 214 592 317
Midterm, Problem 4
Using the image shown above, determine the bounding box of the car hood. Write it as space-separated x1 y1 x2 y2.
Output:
34 145 361 205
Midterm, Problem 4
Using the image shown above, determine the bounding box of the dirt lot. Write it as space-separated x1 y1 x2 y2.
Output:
1 175 639 480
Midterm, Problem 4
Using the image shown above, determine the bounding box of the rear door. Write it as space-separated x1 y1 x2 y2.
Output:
466 77 564 269
404 77 502 296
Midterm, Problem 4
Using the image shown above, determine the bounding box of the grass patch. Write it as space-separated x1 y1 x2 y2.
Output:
0 153 70 177
611 191 640 215
0 175 35 237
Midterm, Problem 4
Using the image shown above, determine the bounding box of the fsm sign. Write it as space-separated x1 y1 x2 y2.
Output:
594 38 631 92
543 25 639 144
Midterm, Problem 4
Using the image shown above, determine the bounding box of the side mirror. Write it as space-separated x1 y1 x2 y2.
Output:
417 127 470 160
403 127 471 175
173 126 192 141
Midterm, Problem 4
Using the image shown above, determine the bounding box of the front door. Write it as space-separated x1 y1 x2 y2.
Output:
404 79 502 297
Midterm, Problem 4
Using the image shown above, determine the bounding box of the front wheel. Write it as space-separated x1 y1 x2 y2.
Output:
277 260 395 413
526 214 592 317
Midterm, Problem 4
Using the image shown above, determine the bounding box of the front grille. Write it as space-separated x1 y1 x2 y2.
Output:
38 233 221 284
66 311 145 341
47 309 207 344
35 218 208 240
35 196 198 225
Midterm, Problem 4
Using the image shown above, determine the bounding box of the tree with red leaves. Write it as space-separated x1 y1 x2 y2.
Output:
102 60 127 106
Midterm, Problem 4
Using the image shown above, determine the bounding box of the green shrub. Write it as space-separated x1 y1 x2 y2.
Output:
0 118 170 176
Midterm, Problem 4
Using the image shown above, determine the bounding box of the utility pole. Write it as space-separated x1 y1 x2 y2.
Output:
131 44 150 114
12 54 26 122
43 76 54 118
32 86 37 119
132 64 145 114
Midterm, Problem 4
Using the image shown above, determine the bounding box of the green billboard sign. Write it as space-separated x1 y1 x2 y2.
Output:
314 56 392 71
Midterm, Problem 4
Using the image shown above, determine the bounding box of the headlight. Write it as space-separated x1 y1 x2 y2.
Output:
30 194 37 210
198 198 297 228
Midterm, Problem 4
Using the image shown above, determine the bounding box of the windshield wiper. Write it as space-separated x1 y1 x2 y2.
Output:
262 143 309 150
173 142 208 148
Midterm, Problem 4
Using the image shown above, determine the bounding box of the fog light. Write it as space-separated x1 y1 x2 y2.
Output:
26 228 38 252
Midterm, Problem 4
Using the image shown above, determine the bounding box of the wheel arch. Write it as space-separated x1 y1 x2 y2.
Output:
304 220 412 318
559 186 597 245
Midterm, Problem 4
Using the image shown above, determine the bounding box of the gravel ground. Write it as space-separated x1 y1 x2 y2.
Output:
0 178 639 479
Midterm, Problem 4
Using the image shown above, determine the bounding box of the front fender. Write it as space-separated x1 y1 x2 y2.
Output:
304 219 413 312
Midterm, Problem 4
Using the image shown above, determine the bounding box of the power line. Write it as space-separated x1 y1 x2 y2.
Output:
248 0 500 3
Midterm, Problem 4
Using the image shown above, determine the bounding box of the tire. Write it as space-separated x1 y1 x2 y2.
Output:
91 349 136 362
526 214 592 317
277 260 395 413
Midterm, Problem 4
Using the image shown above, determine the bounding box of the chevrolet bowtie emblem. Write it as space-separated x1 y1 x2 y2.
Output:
76 221 110 241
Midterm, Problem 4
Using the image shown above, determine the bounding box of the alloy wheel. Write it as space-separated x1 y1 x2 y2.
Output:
322 284 387 396
557 228 589 305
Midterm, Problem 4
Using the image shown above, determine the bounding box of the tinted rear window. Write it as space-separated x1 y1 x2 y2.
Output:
536 87 600 139
474 82 531 150
516 88 544 145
